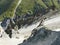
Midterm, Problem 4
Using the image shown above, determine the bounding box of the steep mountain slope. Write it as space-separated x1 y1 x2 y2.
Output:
0 0 60 21
0 0 60 45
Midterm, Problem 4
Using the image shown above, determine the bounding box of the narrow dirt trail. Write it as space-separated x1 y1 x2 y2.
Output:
12 0 22 19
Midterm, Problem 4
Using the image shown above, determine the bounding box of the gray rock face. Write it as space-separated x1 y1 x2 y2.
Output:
1 18 10 30
19 28 60 45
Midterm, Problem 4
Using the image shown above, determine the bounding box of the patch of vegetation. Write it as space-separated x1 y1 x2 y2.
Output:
42 0 53 8
0 0 13 14
36 0 48 8
0 0 20 21
52 0 60 9
16 0 48 16
16 0 60 17
16 0 35 16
